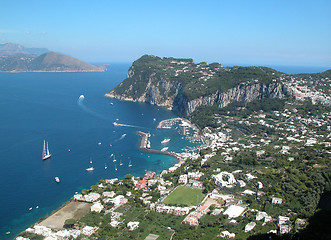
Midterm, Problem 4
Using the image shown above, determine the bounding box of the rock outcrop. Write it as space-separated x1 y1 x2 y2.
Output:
106 55 290 117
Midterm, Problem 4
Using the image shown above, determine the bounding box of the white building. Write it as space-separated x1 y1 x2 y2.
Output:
219 230 235 238
271 197 283 204
91 202 104 213
244 222 256 232
127 221 140 231
82 226 97 236
223 205 246 219
178 174 188 184
213 172 236 188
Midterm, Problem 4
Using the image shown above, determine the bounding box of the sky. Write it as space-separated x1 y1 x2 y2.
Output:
1 0 330 67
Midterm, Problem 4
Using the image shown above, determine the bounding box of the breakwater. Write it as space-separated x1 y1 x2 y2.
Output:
135 131 181 160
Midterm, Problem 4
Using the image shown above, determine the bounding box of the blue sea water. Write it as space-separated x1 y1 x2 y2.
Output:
0 64 198 239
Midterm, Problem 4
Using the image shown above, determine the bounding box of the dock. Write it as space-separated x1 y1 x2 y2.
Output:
135 131 181 160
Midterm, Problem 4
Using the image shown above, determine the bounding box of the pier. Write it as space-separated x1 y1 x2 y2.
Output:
135 131 181 160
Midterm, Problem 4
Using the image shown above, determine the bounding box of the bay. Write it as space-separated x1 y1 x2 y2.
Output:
0 64 197 239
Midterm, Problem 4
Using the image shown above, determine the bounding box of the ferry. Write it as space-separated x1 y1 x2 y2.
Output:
161 138 171 144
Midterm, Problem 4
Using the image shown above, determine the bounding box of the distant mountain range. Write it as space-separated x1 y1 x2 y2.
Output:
0 43 50 56
0 43 106 72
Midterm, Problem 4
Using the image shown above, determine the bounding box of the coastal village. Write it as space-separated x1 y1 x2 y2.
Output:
15 59 330 239
16 89 330 239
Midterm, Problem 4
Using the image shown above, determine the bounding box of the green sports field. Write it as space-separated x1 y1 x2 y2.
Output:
162 186 206 206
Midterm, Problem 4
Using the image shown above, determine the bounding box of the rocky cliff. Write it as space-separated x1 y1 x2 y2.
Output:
106 55 290 117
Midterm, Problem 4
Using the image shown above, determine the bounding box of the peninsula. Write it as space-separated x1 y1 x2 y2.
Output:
0 43 106 72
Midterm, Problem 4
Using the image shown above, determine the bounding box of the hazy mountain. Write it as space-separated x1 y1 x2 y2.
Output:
0 43 49 56
0 44 106 72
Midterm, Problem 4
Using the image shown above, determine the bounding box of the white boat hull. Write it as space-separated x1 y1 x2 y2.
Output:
42 154 52 160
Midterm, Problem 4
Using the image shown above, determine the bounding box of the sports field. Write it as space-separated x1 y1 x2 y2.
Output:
162 186 205 206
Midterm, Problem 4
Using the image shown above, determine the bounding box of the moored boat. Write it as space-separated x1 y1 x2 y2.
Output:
161 138 171 144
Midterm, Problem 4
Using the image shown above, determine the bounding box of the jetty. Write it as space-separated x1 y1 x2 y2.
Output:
135 131 181 160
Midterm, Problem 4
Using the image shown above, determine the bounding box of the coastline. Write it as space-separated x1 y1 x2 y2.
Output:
15 117 200 239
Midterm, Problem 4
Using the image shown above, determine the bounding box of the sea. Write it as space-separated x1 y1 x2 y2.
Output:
0 63 328 239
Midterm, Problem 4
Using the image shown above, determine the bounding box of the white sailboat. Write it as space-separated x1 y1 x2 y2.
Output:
113 154 116 162
42 140 52 160
105 163 107 169
128 160 132 167
119 159 123 166
114 164 117 171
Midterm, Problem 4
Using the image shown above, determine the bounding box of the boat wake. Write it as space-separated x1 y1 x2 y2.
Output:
77 95 108 121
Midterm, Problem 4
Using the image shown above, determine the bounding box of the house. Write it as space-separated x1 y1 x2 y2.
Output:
73 194 84 201
219 231 235 238
271 197 283 204
102 191 115 198
178 174 188 184
91 202 104 213
242 189 255 195
144 171 156 179
257 182 263 189
127 221 140 231
213 172 236 188
110 195 128 206
244 222 256 232
279 225 292 234
82 226 97 236
182 206 209 226
135 180 147 190
277 216 290 225
84 192 101 202
237 180 246 188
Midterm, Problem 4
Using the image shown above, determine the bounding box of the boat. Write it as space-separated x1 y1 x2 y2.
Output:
128 160 132 167
161 147 168 152
114 164 117 171
42 140 52 160
113 121 119 126
119 159 123 166
29 207 32 211
55 177 60 183
105 163 107 169
86 167 94 171
6 232 10 235
161 138 171 144
113 155 116 162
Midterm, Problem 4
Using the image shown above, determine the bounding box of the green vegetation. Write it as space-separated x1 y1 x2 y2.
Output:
110 54 286 102
163 186 205 206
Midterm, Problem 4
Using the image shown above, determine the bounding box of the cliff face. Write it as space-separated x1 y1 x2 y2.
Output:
106 55 290 117
173 82 288 117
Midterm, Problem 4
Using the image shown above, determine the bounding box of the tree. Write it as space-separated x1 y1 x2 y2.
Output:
64 219 76 228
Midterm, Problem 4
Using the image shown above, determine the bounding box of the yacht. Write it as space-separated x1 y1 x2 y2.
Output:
161 138 171 144
42 140 52 160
